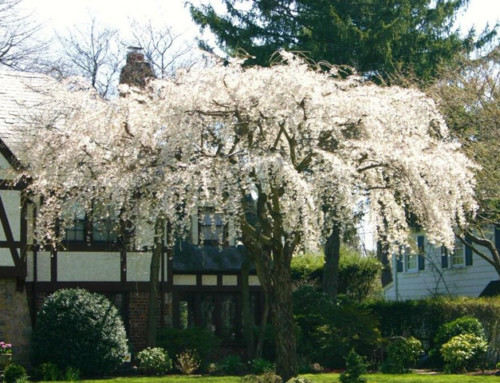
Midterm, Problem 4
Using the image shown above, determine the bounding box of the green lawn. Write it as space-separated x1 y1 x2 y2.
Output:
35 372 499 383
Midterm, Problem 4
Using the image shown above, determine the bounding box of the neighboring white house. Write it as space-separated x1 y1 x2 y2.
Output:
384 228 500 300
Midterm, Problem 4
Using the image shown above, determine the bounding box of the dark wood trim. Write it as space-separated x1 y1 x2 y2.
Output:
0 266 19 277
0 193 25 277
0 137 22 171
0 241 21 247
27 280 261 293
0 182 26 191
120 249 127 283
50 250 57 282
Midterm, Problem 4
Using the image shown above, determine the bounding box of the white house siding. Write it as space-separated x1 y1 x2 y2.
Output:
384 233 499 300
58 252 121 282
127 252 152 282
0 190 21 242
0 248 14 266
0 153 13 180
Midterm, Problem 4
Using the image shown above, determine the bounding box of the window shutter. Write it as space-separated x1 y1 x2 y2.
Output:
396 255 403 272
465 238 473 266
418 235 425 270
441 246 448 268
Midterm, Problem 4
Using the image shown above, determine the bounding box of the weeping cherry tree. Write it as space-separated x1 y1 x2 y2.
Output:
20 53 477 380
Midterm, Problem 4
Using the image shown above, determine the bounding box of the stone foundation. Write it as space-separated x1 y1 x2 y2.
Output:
0 278 32 366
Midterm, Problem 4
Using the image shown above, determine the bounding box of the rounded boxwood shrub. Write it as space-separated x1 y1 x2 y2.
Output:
4 363 27 383
32 288 128 376
381 336 422 373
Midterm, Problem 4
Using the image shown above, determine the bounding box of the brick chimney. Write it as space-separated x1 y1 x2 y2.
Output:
119 46 155 87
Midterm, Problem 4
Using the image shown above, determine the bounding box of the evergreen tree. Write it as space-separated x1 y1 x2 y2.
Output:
190 0 489 83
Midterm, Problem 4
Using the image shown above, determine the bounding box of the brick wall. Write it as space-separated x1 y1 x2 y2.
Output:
0 278 32 366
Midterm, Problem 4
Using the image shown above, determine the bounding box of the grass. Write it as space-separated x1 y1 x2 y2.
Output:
34 372 499 383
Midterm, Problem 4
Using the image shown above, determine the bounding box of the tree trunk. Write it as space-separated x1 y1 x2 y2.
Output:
146 216 164 347
241 253 255 360
322 224 340 299
254 297 269 359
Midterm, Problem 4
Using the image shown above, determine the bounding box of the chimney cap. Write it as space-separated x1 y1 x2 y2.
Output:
127 46 143 53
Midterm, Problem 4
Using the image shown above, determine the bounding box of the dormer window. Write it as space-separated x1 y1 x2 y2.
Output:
198 208 227 246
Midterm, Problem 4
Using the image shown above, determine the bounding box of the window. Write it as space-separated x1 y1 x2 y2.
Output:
405 247 418 272
198 208 227 246
403 235 425 272
65 208 86 242
64 203 118 244
451 239 465 267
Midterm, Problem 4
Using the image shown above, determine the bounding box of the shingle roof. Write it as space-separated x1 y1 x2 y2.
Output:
0 70 56 159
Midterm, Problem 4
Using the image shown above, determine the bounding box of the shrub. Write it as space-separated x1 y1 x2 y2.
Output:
64 366 81 382
156 327 220 369
241 372 282 383
215 354 247 375
37 362 61 381
366 296 500 362
294 286 381 368
175 349 200 374
441 334 488 373
380 336 422 373
339 349 367 383
249 358 275 374
430 316 485 367
32 288 128 376
136 347 172 376
3 363 27 383
291 248 382 301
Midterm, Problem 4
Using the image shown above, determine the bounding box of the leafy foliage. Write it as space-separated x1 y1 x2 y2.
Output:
32 288 128 376
190 0 492 83
380 336 423 373
136 347 172 376
291 249 382 302
441 334 488 373
214 354 247 375
156 327 220 370
339 349 367 383
293 286 381 368
3 363 27 383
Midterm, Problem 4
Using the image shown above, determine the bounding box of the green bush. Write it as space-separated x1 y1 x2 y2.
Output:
291 248 382 302
434 316 485 348
339 349 367 383
32 288 128 376
241 373 282 383
156 327 220 370
380 336 422 373
366 296 500 365
3 363 27 383
430 316 485 367
36 362 61 381
441 334 488 373
136 347 172 376
215 354 247 375
294 286 381 368
249 358 275 374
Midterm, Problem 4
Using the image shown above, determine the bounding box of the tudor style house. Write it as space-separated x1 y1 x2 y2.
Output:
0 67 263 362
384 228 500 301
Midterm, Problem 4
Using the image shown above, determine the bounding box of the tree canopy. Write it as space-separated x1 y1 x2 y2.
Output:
190 0 493 82
21 54 476 379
